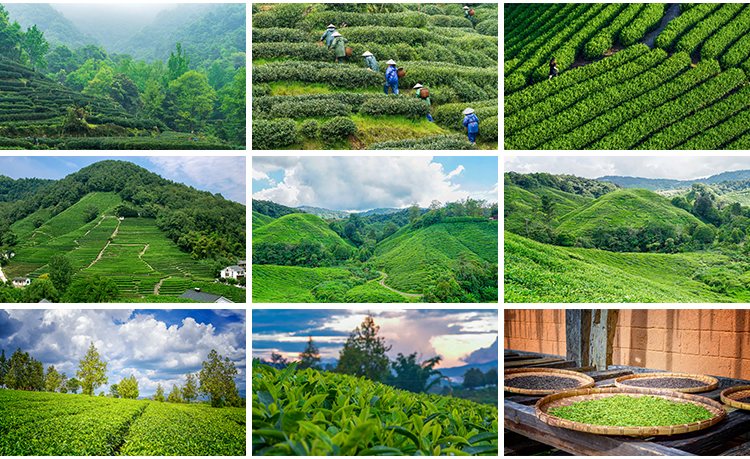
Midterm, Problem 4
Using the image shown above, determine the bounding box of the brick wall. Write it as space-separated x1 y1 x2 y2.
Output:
504 309 750 380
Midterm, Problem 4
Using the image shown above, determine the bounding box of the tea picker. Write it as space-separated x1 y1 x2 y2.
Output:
413 84 434 122
463 6 475 29
362 51 378 72
330 32 347 64
384 59 399 95
549 57 558 80
321 24 337 48
462 107 479 143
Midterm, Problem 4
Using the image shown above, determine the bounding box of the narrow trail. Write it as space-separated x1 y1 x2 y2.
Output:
83 215 108 237
138 244 154 271
376 271 423 298
154 277 166 295
84 218 122 270
0 265 7 284
641 3 682 49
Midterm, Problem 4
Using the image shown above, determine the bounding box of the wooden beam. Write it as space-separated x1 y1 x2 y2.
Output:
566 309 591 367
504 357 563 368
719 441 750 456
570 366 597 373
584 369 633 382
655 410 750 454
504 400 694 456
590 309 618 370
524 359 577 369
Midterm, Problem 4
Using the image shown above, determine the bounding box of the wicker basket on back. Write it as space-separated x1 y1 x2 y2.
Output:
397 68 406 78
345 46 352 56
419 88 429 98
469 9 475 16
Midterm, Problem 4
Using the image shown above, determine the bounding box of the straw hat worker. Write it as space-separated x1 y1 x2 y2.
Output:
462 107 479 143
384 59 399 95
362 51 378 72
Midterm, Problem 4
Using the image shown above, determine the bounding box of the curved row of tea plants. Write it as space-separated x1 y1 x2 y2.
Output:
252 361 498 455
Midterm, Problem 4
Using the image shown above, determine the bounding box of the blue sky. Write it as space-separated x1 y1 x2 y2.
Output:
0 156 246 204
252 156 498 212
0 309 246 398
251 309 498 369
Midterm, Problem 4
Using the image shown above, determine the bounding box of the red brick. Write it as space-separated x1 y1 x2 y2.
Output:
646 351 667 371
698 356 722 377
663 327 681 354
617 309 632 327
680 329 701 355
616 326 632 349
677 309 700 331
719 332 740 359
735 311 750 333
700 330 720 357
648 310 667 329
629 310 648 329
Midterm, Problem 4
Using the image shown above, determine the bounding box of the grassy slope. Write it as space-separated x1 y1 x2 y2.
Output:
371 221 498 293
252 265 352 302
556 189 703 236
252 212 353 248
252 210 275 229
504 184 593 234
504 231 739 303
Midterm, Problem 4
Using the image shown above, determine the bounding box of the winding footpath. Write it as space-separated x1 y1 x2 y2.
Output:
0 264 7 284
376 271 423 298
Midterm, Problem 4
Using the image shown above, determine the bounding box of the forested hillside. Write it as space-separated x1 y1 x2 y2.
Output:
0 3 245 148
4 3 98 49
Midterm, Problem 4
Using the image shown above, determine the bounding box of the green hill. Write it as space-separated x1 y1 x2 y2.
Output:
504 184 593 235
370 220 498 293
252 213 353 249
504 231 741 303
556 189 703 237
252 211 275 229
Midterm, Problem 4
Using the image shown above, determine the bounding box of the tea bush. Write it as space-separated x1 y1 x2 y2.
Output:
252 42 332 62
368 134 478 150
299 119 320 139
320 116 357 142
251 27 313 43
298 11 429 31
252 118 298 150
359 96 430 119
269 99 352 119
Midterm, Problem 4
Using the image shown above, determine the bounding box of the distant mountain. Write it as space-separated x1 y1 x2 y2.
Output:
437 359 498 383
358 207 406 216
296 206 350 219
597 170 750 191
3 3 99 49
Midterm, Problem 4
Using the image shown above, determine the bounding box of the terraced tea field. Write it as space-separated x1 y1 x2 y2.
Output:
0 389 245 456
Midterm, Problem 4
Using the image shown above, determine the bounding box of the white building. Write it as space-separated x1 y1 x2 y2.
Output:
221 265 246 280
13 277 30 287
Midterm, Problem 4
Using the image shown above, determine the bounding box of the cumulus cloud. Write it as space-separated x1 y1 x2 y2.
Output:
252 157 481 211
460 337 498 364
1 309 245 396
147 156 246 204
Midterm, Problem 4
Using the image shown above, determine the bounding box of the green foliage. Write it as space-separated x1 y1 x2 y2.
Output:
154 383 166 402
21 279 59 303
167 384 183 403
270 99 351 119
252 265 352 303
654 3 721 51
359 96 429 119
298 11 429 31
76 342 108 397
199 349 239 407
251 27 311 43
252 42 332 61
252 117 297 150
368 134 478 150
343 280 411 303
433 100 497 131
252 61 384 89
299 119 320 139
251 361 498 455
183 372 198 403
386 353 442 393
47 253 73 293
319 116 357 142
119 374 139 400
420 5 444 16
337 316 392 382
253 213 350 249
168 70 216 131
64 274 120 302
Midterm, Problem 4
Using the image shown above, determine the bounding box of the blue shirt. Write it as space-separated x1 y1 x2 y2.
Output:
463 113 479 133
385 66 398 84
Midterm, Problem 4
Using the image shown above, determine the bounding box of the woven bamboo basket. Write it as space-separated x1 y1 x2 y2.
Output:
721 385 750 410
397 68 406 78
345 46 352 56
615 372 718 393
536 386 726 436
505 368 595 395
419 88 429 98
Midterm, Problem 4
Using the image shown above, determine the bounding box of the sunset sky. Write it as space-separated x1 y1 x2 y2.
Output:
251 309 498 369
0 309 246 398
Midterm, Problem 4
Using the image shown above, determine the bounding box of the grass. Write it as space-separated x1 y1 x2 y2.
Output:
504 184 593 235
252 213 353 249
371 221 498 293
252 264 352 303
504 231 745 303
267 80 383 95
343 279 415 303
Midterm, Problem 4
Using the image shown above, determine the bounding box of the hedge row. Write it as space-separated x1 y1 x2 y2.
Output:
542 56 714 150
393 62 497 93
592 66 747 149
506 49 668 135
674 3 744 56
504 44 651 116
359 96 430 119
477 115 498 143
619 3 665 46
269 99 352 119
252 62 384 88
583 3 645 60
367 134 477 150
702 6 750 62
506 52 692 150
251 27 312 43
637 84 750 150
253 93 383 113
504 3 571 59
61 136 231 150
721 25 750 70
427 15 471 28
677 106 750 150
0 70 22 79
337 26 497 53
654 3 721 51
725 131 750 150
319 116 357 141
345 42 496 69
252 118 297 150
297 11 429 31
252 42 333 62
432 100 498 131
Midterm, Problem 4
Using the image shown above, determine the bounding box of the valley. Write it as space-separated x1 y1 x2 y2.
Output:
504 169 750 303
0 159 246 303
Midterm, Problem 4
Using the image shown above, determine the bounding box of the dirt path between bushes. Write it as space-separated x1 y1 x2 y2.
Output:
641 3 682 49
376 271 423 298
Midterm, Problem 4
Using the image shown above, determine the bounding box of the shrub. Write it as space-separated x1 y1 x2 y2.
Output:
251 27 311 43
252 42 332 61
396 62 497 93
475 18 498 37
451 78 489 102
252 118 298 150
252 62 384 89
359 96 430 119
299 119 320 139
252 11 275 28
420 4 444 16
429 15 471 28
252 83 271 99
269 99 352 118
477 115 498 143
367 134 478 150
270 3 306 28
320 116 357 142
432 100 498 131
298 11 428 31
253 93 386 113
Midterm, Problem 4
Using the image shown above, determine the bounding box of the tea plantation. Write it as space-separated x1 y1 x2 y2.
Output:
252 3 498 150
505 3 750 149
0 59 237 149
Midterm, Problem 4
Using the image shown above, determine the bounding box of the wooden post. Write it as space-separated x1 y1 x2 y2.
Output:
566 309 591 367
589 309 619 370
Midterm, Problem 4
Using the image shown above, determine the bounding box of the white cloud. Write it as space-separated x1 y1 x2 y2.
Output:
251 157 478 210
147 156 246 204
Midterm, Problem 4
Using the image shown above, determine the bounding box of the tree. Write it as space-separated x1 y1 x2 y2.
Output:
119 374 139 399
0 6 24 62
730 227 744 244
59 372 68 393
336 316 392 382
142 78 166 119
1 230 17 246
109 383 120 398
219 66 245 144
199 349 239 407
110 73 142 115
182 371 198 403
64 274 120 302
77 341 108 396
484 367 498 386
84 205 100 223
167 384 183 403
169 70 217 131
83 66 114 98
409 203 420 224
298 337 322 370
154 383 166 402
48 254 73 294
22 279 59 303
462 367 484 390
67 377 80 394
165 42 190 84
386 353 443 394
382 222 398 240
269 352 288 369
45 364 61 393
0 349 7 388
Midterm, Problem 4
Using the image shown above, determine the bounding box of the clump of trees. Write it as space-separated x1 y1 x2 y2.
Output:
461 367 498 390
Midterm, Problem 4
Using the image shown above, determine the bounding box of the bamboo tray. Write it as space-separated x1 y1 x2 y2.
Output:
615 372 718 393
536 386 726 436
505 368 595 395
721 385 750 410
